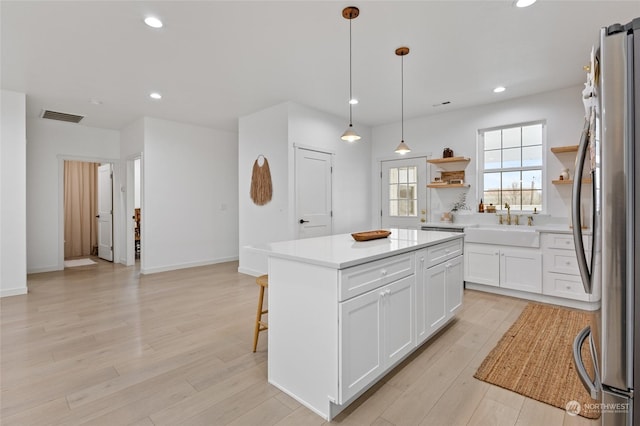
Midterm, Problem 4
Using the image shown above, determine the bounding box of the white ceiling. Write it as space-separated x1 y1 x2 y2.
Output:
2 1 638 133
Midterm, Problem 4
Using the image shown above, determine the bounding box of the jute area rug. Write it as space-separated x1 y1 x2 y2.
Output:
474 303 600 419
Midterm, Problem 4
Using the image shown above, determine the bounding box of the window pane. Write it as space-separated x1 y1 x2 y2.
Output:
503 127 521 148
483 190 501 207
398 200 409 216
408 184 416 200
522 124 542 146
389 184 397 200
408 166 416 183
502 171 521 208
484 172 501 191
485 130 501 150
484 150 501 170
522 145 542 167
522 170 542 190
399 167 408 184
502 147 521 168
410 199 417 216
522 190 542 211
390 200 398 216
398 184 409 199
389 168 398 184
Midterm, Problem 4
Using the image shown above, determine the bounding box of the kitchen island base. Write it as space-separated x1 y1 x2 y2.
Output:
259 230 464 420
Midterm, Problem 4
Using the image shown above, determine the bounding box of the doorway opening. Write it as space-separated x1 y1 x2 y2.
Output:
63 160 114 267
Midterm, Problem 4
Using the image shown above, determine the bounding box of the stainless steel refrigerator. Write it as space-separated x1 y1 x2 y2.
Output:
572 17 639 426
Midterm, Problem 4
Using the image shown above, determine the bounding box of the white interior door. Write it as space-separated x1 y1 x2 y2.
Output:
97 163 113 261
295 147 332 239
381 158 427 229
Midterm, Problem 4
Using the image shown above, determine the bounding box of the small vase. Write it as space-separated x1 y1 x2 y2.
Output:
560 169 570 181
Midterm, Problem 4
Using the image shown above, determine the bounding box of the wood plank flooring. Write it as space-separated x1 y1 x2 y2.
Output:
1 260 599 425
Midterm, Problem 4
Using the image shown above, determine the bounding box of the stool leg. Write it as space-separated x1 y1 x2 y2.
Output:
253 285 265 352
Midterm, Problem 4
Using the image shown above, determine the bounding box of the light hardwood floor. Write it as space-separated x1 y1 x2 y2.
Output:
1 260 598 426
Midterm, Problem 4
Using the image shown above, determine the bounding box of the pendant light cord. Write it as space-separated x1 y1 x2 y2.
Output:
401 54 404 141
349 17 353 126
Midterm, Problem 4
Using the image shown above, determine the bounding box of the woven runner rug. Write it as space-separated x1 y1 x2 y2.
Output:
474 303 600 419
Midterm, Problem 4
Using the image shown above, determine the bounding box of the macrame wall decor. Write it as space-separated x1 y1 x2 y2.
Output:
250 155 273 206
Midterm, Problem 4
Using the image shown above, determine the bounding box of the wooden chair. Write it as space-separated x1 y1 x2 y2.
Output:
252 274 268 352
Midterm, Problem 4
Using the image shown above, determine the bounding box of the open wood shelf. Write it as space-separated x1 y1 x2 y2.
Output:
552 178 592 185
427 156 470 164
550 145 579 154
427 183 471 189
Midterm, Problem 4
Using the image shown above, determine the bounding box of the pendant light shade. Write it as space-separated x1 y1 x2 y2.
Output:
394 47 411 154
341 7 361 142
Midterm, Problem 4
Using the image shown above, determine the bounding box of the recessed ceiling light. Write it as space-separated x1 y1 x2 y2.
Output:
349 98 359 105
144 16 163 28
493 86 506 93
515 0 537 8
149 92 162 100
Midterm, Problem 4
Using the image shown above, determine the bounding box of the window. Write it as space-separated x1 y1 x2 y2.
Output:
388 166 417 217
478 122 544 212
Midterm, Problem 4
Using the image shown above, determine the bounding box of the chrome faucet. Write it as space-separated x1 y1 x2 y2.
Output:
504 203 511 225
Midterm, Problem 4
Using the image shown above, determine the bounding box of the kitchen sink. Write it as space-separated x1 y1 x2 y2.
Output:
464 226 540 248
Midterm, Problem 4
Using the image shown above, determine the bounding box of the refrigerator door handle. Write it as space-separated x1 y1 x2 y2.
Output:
572 116 592 294
573 325 601 400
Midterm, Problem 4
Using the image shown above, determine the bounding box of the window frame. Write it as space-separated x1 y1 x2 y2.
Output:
476 120 547 213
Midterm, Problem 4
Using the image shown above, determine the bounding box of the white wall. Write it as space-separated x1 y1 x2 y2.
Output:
1 90 28 297
238 102 372 276
142 117 238 274
120 118 144 265
371 86 585 223
26 118 120 272
238 103 290 275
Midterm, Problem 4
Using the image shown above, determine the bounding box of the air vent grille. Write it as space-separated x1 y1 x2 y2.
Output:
41 110 84 123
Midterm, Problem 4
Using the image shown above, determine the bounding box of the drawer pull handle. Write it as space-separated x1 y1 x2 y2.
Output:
566 286 572 290
380 291 386 297
381 269 387 276
386 289 391 295
444 249 450 253
566 261 572 265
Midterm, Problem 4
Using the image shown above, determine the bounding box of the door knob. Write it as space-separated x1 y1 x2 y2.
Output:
299 219 309 224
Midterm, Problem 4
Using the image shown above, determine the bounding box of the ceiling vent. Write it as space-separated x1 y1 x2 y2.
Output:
40 109 84 123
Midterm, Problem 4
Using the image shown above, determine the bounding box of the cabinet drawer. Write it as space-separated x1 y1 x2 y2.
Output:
542 271 590 302
339 253 414 301
544 250 581 275
425 238 462 268
541 233 591 251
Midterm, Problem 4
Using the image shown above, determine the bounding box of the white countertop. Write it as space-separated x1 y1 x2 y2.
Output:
250 228 463 269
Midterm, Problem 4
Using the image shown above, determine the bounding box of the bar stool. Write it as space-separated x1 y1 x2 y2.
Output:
252 274 268 352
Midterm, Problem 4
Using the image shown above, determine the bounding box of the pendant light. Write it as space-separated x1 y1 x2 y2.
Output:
394 47 411 154
341 6 361 142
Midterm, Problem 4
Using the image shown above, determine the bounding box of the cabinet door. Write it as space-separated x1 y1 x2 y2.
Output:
339 288 383 403
500 248 542 293
383 275 415 366
445 255 463 318
464 243 500 287
425 262 447 336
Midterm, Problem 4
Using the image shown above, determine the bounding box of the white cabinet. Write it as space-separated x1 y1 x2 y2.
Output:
500 248 542 293
465 243 541 292
416 245 463 344
464 244 500 287
265 233 464 421
541 233 598 302
339 275 414 403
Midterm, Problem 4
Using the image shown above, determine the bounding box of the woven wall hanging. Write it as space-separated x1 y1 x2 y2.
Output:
250 155 273 206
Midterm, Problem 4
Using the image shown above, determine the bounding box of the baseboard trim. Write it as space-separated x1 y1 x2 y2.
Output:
141 256 239 275
237 267 265 277
1 287 28 298
27 265 62 274
465 282 601 311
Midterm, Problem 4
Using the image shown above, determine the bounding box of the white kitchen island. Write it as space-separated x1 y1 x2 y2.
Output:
252 228 464 420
